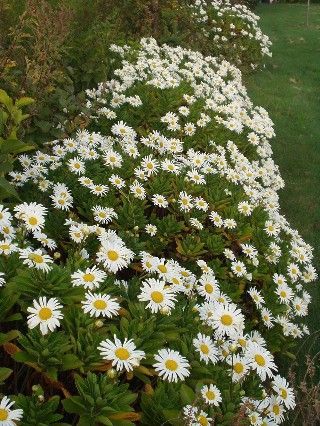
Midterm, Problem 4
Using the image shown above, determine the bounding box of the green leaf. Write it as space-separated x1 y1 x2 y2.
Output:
0 176 20 200
60 354 83 371
62 396 86 415
13 351 34 363
15 97 35 108
179 384 195 405
0 329 20 345
0 367 12 382
0 139 35 155
162 409 181 425
0 89 13 110
96 416 113 426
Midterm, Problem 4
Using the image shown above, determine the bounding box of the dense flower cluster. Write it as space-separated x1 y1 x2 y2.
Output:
2 38 316 424
189 0 272 68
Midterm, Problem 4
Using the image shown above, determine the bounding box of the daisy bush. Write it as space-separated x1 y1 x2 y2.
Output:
189 0 272 69
0 38 317 425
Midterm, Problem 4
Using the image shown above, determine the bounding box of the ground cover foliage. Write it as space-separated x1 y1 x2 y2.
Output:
0 0 270 143
0 1 318 426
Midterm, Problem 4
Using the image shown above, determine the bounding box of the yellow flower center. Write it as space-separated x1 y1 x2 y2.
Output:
2 227 10 234
151 291 164 303
107 250 119 261
83 273 95 282
254 354 266 367
28 216 38 225
146 261 152 268
0 213 3 219
58 199 65 205
221 314 233 326
0 244 10 250
157 264 167 273
198 415 209 426
115 347 130 360
93 299 107 310
171 277 180 285
238 338 247 347
29 253 44 264
234 362 244 374
38 307 53 320
206 390 215 400
0 409 8 421
281 388 288 399
280 291 287 298
165 359 178 371
200 344 209 355
204 283 213 294
146 162 153 169
273 405 280 415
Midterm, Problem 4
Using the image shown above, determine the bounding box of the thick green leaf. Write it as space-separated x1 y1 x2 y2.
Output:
0 89 13 110
0 329 20 345
0 176 20 200
0 367 12 382
0 139 34 155
15 97 35 108
179 384 195 405
60 354 83 371
13 351 34 363
62 397 86 415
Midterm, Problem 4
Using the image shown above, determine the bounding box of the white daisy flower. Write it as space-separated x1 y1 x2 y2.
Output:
97 239 134 273
0 396 23 425
0 206 12 227
178 191 193 212
109 174 125 189
82 291 120 318
231 261 247 277
89 184 109 197
71 266 107 289
153 348 190 382
197 274 220 300
27 297 63 335
193 333 218 364
210 302 244 337
227 354 249 382
244 342 277 380
98 335 145 372
201 384 222 406
152 194 169 208
130 180 146 200
68 157 85 175
0 239 17 255
138 278 176 313
272 375 295 409
195 411 212 426
145 224 157 236
92 206 118 224
19 248 53 272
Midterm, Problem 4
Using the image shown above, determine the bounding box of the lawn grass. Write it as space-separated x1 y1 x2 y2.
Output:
245 4 320 345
